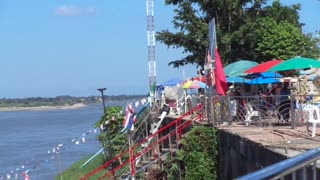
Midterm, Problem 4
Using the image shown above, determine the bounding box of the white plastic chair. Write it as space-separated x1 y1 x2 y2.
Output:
244 103 259 126
303 104 320 137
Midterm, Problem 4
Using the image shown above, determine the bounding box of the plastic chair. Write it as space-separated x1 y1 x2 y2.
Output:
303 104 320 137
244 103 259 126
245 103 260 126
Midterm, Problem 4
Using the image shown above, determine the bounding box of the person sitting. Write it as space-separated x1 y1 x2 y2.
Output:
278 83 291 122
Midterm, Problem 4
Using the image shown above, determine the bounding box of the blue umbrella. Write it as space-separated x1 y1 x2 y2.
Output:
248 77 280 84
161 78 183 86
227 77 249 84
246 72 282 79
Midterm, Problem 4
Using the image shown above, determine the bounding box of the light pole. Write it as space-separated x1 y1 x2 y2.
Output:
97 88 107 114
97 88 107 160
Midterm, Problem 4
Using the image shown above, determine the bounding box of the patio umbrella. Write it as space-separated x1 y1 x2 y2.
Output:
248 77 280 84
226 77 249 84
269 57 320 72
193 76 206 83
245 72 283 79
245 60 283 73
182 80 207 89
161 78 183 87
224 60 259 77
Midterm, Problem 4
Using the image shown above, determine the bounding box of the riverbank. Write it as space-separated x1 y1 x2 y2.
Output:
0 103 87 112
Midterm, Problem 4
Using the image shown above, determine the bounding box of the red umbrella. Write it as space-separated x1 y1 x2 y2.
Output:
193 76 206 83
245 60 283 73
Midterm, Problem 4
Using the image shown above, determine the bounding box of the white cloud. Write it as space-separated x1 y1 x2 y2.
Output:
55 5 96 16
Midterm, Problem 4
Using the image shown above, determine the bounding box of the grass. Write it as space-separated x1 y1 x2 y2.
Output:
56 153 107 180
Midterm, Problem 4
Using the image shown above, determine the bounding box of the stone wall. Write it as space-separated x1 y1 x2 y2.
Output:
217 129 287 180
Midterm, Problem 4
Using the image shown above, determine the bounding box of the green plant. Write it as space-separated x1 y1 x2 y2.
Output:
176 126 218 180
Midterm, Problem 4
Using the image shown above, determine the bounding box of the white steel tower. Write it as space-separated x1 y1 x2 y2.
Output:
147 0 156 92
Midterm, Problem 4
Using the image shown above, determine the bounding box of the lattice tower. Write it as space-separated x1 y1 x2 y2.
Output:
147 0 156 91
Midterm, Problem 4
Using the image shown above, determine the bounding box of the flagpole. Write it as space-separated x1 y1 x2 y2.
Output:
207 18 217 125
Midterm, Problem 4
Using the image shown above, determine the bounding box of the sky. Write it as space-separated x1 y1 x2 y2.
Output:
0 0 319 98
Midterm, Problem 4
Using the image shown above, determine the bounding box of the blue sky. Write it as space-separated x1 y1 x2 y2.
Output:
0 0 318 98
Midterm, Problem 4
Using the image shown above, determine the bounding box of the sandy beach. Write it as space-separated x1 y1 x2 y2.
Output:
0 103 87 112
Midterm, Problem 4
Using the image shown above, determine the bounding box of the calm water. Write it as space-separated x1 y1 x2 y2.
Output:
0 101 126 180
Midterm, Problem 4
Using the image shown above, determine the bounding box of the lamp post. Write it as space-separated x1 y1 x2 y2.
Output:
97 88 107 114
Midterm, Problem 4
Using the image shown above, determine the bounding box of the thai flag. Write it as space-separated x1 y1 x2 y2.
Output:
123 104 135 131
22 172 30 180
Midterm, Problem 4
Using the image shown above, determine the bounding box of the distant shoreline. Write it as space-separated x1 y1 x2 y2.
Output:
0 103 87 112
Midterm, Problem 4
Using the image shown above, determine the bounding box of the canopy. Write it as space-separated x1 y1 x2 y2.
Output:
161 78 183 87
245 60 283 73
224 60 259 77
248 77 280 84
193 76 206 83
269 57 320 72
182 80 207 89
245 72 283 79
227 77 249 84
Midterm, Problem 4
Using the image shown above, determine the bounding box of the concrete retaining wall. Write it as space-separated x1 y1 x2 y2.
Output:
217 129 287 180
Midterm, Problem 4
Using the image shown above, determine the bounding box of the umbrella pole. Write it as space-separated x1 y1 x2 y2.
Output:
184 89 187 113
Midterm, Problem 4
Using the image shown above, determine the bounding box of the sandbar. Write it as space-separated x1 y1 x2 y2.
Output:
0 103 87 112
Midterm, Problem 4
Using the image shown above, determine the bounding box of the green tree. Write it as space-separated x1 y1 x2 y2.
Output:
166 126 217 179
157 1 208 67
96 106 128 163
255 17 312 60
157 0 320 67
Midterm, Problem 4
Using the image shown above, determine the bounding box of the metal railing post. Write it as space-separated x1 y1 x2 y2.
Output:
227 96 232 127
291 95 296 129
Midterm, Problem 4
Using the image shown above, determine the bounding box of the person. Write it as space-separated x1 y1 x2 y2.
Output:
234 86 245 121
278 83 291 122
227 85 244 121
227 85 237 120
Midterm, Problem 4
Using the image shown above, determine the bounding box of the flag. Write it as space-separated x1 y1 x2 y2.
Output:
208 17 227 95
135 101 140 107
141 98 147 105
21 172 30 180
127 114 134 131
214 48 227 95
123 104 134 131
132 114 137 123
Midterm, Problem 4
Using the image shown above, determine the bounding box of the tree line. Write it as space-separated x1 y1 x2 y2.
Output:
0 94 145 107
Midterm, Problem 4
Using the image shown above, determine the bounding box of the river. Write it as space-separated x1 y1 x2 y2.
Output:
0 101 127 180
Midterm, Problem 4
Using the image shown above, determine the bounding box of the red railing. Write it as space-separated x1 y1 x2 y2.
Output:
81 104 204 180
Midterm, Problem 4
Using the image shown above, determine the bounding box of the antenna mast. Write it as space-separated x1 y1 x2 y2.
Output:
147 0 156 93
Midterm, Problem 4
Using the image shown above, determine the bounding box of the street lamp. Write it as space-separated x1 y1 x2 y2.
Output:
97 88 107 114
